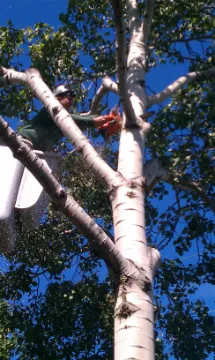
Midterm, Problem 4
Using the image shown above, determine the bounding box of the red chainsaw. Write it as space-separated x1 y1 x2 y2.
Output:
98 106 122 139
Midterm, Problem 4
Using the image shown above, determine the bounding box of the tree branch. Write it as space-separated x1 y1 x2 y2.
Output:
149 248 161 278
144 159 215 214
149 45 207 63
151 35 215 48
166 177 215 214
144 158 169 192
112 0 136 124
90 83 108 114
0 65 27 85
169 35 215 44
142 0 156 43
0 115 128 274
124 1 152 127
0 66 118 188
156 191 181 251
126 0 141 38
90 76 119 114
103 76 119 93
148 67 215 106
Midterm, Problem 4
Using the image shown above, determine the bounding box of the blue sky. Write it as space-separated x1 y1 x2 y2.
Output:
0 1 214 359
0 0 67 27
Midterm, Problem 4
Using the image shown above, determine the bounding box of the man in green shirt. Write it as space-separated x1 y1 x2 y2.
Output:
19 85 107 151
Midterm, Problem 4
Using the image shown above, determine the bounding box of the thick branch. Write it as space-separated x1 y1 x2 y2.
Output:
103 76 119 93
90 76 119 114
90 84 108 114
0 115 128 274
0 66 27 85
112 0 136 124
148 67 215 106
125 2 150 125
126 0 141 37
144 158 169 189
0 66 118 188
142 0 156 43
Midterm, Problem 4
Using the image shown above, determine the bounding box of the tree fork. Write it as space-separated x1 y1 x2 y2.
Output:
0 115 128 274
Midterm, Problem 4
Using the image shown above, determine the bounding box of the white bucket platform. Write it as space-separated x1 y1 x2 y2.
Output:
0 144 59 253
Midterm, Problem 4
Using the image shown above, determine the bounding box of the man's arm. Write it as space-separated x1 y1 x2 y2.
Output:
71 113 107 129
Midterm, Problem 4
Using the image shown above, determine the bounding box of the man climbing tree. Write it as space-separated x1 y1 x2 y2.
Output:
19 84 109 151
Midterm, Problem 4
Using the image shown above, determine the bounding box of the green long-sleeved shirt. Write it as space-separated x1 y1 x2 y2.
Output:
19 107 97 151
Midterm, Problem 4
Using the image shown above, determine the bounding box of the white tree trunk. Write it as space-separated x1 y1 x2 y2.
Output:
112 129 155 359
110 0 157 357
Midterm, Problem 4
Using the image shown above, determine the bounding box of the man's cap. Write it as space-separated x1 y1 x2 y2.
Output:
53 85 75 97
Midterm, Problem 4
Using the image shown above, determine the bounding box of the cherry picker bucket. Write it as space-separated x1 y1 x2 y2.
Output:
0 145 59 253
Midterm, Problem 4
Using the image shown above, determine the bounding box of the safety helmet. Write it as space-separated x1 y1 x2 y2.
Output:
53 85 75 97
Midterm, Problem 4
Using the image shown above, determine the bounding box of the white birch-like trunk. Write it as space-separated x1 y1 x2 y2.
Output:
112 128 154 359
111 1 157 358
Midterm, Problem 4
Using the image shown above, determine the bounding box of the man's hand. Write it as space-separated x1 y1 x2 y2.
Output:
93 116 108 127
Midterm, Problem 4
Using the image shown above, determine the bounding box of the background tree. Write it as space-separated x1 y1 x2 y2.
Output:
0 0 215 359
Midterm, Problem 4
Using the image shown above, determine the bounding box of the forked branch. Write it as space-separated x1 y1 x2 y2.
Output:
0 115 128 274
0 66 117 188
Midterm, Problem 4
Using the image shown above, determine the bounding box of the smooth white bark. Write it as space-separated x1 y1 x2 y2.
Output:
111 2 158 358
115 282 154 360
126 0 142 38
102 76 119 94
112 0 136 123
142 0 156 43
0 66 27 86
113 127 155 359
126 12 148 121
